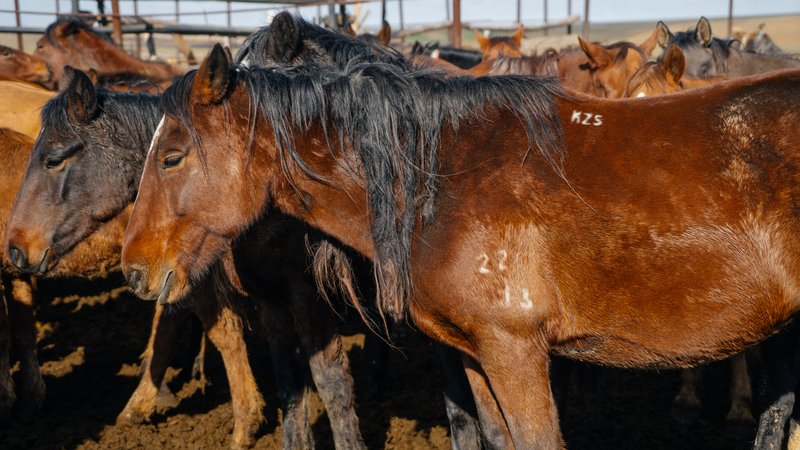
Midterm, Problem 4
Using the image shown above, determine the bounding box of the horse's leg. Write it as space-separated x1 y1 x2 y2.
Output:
0 279 14 421
359 330 389 400
726 352 755 424
672 368 703 423
117 303 190 424
7 276 44 418
288 286 365 450
462 353 512 449
476 333 562 449
258 302 315 450
753 324 800 450
434 342 482 450
194 288 265 450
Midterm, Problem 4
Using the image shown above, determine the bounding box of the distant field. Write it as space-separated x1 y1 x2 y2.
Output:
0 13 797 65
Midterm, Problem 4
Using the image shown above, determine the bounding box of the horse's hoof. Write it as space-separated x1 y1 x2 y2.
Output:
154 388 180 412
670 404 700 425
116 407 151 426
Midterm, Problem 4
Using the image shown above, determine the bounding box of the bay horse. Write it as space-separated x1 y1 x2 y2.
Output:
123 45 800 448
656 17 800 78
4 66 366 449
34 17 177 88
0 45 52 89
475 24 525 59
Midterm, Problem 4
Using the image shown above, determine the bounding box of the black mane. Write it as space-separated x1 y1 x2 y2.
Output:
45 17 114 47
163 61 565 322
234 15 409 70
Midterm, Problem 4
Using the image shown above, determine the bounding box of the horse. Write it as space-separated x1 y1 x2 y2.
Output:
624 44 729 97
34 17 177 88
656 17 800 78
0 81 54 140
577 37 649 98
351 20 392 47
475 24 524 59
410 41 483 69
3 64 369 448
0 45 53 89
122 44 800 448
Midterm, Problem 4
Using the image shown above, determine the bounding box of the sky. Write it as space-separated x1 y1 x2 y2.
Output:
5 0 800 31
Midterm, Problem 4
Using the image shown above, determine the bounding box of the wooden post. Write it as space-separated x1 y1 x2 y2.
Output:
452 0 461 47
175 0 180 22
13 0 22 50
398 0 404 31
727 0 734 37
582 0 589 39
110 0 123 46
55 0 60 16
71 0 79 13
516 0 521 24
133 0 141 57
227 0 232 27
543 0 548 36
567 0 572 34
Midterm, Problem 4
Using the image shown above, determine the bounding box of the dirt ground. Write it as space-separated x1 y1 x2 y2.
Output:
0 273 764 450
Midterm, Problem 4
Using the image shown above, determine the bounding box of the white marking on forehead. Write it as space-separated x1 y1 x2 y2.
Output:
147 115 166 156
636 91 646 98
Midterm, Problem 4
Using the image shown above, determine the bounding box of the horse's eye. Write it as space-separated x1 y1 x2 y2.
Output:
162 154 184 170
44 157 65 171
36 42 44 50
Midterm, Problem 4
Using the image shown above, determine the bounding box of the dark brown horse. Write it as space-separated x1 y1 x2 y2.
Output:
0 45 52 88
122 45 800 448
656 17 800 78
4 66 367 449
34 18 176 88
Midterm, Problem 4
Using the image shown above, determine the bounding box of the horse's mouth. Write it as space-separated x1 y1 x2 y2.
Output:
156 271 175 305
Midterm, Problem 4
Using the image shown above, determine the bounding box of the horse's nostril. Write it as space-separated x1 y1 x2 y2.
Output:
8 245 26 269
126 268 145 293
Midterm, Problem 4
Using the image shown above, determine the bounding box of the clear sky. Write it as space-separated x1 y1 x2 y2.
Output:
5 0 800 31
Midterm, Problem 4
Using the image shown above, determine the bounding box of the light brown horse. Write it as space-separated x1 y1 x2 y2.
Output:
0 46 52 88
0 81 54 140
624 44 729 97
475 24 524 59
122 46 800 448
577 36 649 98
34 17 177 88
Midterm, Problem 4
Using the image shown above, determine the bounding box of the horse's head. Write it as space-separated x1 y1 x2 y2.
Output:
122 45 265 304
0 45 52 87
5 66 156 274
624 45 685 98
656 17 732 77
475 25 524 59
578 37 647 98
34 18 111 87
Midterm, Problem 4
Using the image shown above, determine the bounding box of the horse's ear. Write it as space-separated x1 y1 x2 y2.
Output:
60 19 82 37
268 11 302 62
476 31 490 52
191 44 231 105
664 45 685 86
63 66 97 124
342 23 356 36
639 26 659 57
696 17 713 46
656 21 671 48
578 36 609 67
512 24 525 47
86 68 99 85
378 21 392 46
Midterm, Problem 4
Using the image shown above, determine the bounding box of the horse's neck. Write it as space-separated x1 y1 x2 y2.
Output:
84 37 172 79
727 50 800 76
261 125 375 260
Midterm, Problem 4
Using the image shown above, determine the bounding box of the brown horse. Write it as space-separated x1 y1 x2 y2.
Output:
577 37 649 98
122 45 800 448
475 24 524 59
34 18 176 88
0 81 54 140
0 46 52 88
624 44 728 97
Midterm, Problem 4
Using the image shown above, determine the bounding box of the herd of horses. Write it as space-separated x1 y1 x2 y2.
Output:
0 11 800 450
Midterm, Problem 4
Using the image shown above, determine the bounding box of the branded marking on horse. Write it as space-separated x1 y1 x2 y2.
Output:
477 249 509 274
571 110 603 126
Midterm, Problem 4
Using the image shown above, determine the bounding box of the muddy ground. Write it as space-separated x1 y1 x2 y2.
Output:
0 274 761 449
